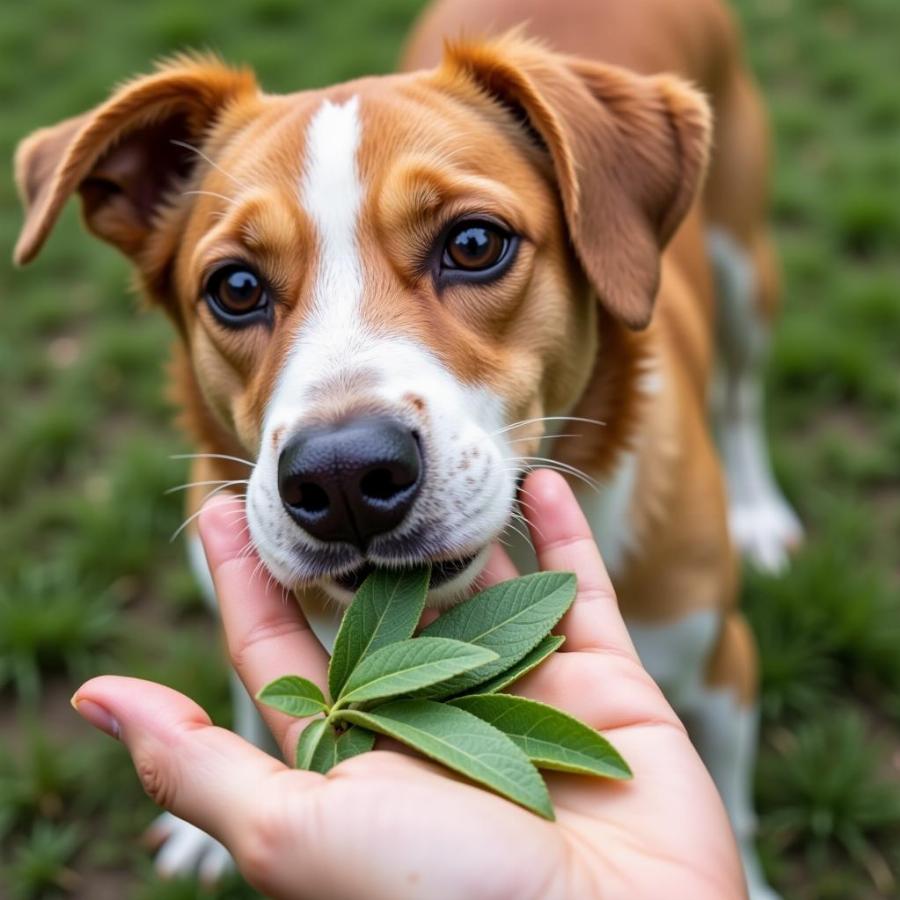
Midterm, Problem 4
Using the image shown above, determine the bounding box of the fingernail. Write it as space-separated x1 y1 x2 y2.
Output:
71 696 120 739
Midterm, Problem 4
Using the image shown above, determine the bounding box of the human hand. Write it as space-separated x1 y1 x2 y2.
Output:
73 470 746 899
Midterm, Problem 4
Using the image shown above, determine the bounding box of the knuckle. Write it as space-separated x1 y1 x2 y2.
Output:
234 805 284 890
228 616 303 671
134 750 177 810
575 584 617 606
540 533 593 555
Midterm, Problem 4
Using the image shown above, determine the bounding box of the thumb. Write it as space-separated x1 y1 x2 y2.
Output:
72 676 298 854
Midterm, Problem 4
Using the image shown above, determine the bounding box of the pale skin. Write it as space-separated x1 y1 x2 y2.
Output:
73 471 747 900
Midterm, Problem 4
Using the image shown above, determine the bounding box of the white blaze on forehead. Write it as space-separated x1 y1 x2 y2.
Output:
268 95 365 422
300 95 363 326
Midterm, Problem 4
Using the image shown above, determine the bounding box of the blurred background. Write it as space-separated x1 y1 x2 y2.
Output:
0 0 898 897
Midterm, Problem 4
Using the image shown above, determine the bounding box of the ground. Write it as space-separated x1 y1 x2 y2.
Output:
1 0 898 897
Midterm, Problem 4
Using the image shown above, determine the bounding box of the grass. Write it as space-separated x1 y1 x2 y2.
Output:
758 712 900 896
0 0 898 896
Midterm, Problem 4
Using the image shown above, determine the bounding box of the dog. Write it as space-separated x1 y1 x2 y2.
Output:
14 0 801 895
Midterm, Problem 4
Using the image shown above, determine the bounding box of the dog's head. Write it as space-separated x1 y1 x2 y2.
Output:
14 37 710 604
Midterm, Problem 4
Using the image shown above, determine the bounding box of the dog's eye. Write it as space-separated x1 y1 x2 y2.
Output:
441 221 515 281
204 264 271 326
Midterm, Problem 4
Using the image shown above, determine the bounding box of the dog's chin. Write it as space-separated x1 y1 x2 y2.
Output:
318 545 491 609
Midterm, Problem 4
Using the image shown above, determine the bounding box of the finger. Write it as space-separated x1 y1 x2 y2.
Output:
521 470 638 659
71 676 301 855
511 650 680 734
199 496 330 757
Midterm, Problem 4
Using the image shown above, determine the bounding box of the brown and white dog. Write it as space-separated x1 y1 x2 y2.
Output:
14 0 801 895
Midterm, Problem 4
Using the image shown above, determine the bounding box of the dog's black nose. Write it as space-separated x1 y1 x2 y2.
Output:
277 416 422 549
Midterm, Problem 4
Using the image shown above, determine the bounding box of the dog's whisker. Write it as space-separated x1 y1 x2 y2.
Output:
513 486 543 507
516 467 600 496
237 542 258 563
504 432 581 446
219 513 251 532
194 486 247 506
506 514 537 548
170 452 256 469
169 492 246 542
249 556 266 587
165 479 249 495
503 461 602 496
514 510 545 541
514 494 540 514
181 189 239 205
507 455 600 488
510 504 542 536
215 506 250 528
265 571 282 598
510 504 546 541
492 415 606 438
170 139 250 191
228 527 252 546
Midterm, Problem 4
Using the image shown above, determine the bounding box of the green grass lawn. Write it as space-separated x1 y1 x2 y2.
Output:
1 0 898 897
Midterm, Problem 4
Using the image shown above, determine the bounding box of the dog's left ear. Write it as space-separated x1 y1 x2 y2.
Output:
441 37 711 329
13 54 258 266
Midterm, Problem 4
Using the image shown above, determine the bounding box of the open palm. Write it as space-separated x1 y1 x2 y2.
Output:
74 471 745 899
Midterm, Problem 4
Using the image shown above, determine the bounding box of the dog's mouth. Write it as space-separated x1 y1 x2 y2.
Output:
331 552 479 592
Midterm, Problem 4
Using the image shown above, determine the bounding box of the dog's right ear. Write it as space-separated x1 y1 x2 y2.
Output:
440 35 711 330
13 55 258 266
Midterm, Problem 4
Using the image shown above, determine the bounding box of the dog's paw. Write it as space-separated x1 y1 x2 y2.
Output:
729 492 803 574
146 812 234 884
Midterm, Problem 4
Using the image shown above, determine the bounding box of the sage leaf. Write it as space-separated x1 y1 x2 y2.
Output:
417 572 576 698
295 718 330 770
328 566 430 701
257 675 328 718
338 638 498 705
336 725 376 761
337 699 554 819
451 694 632 780
296 720 376 773
465 635 565 695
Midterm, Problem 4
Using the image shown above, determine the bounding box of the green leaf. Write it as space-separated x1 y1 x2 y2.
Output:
466 635 565 695
337 700 554 819
296 720 377 773
417 572 576 698
328 566 430 701
338 638 498 705
257 675 328 718
296 718 330 770
335 725 376 762
451 694 632 780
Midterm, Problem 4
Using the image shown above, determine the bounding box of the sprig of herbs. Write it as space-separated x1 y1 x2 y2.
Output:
257 566 631 820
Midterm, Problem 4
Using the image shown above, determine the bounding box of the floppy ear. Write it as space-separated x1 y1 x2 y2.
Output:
13 55 258 266
441 37 711 329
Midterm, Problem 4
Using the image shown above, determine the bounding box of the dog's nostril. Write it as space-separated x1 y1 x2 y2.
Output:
285 481 329 514
277 416 423 546
360 466 412 502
